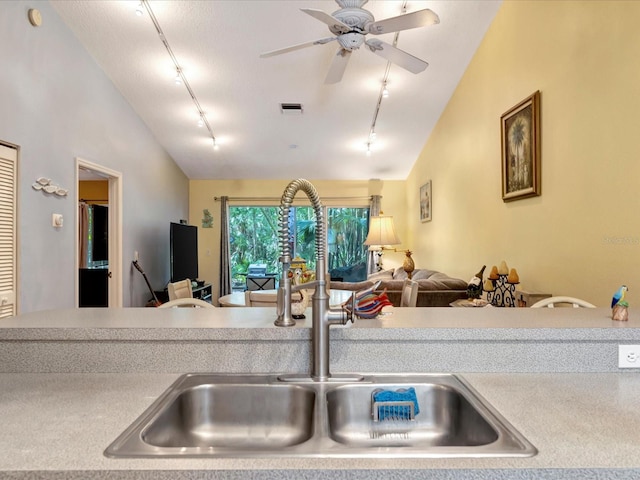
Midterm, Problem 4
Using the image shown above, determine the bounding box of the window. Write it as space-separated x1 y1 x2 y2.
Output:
228 206 279 290
228 206 369 289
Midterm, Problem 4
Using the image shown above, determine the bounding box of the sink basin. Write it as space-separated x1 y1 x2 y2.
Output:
105 373 536 458
327 383 498 448
105 374 316 457
142 383 315 449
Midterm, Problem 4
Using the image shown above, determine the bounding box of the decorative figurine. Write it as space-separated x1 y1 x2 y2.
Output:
466 265 486 300
486 260 518 307
343 281 392 319
290 268 311 319
611 285 629 321
403 250 415 279
488 265 499 280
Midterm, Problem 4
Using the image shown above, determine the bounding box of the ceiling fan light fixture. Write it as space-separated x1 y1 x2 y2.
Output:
336 0 368 8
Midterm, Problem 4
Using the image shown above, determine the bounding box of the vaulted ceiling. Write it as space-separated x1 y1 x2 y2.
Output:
52 0 501 180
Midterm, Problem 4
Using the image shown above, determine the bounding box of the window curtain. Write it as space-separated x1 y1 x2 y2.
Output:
219 196 232 297
78 202 89 268
366 195 382 276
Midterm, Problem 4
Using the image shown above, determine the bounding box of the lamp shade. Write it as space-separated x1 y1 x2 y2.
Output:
364 216 401 246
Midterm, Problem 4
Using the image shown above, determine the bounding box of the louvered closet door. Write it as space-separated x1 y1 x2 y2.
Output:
0 144 17 318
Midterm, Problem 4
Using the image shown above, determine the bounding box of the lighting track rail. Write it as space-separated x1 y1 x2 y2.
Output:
140 0 218 149
367 1 409 154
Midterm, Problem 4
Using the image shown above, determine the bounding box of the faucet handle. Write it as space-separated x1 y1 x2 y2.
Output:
344 291 357 324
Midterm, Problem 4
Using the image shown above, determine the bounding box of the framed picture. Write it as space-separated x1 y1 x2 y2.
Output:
501 91 541 202
419 180 432 222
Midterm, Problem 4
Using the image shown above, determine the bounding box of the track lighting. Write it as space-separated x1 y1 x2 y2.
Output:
364 3 412 157
144 1 218 154
135 2 144 16
213 138 219 150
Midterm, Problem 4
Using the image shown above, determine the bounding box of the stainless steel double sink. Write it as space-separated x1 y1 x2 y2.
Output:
105 373 536 458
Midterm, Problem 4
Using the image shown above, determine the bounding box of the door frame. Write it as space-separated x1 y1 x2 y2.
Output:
75 158 123 307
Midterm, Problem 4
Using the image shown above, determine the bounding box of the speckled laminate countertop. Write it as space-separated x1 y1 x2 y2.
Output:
1 307 640 478
1 372 640 479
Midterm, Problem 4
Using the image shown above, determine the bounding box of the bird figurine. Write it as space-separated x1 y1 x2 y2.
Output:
611 285 628 309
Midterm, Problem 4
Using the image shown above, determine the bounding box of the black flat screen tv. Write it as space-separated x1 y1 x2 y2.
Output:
170 222 198 283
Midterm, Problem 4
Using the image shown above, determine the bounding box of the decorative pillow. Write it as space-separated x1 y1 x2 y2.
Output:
411 269 432 281
393 267 408 280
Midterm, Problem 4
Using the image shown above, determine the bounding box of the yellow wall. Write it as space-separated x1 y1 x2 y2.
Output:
190 179 407 303
79 180 108 205
406 0 640 306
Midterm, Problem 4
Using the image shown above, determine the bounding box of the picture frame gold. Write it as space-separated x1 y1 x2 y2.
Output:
419 180 432 222
501 91 541 202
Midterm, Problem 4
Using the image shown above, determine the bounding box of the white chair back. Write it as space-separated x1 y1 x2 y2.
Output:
168 279 193 301
244 290 278 307
400 278 419 307
158 298 215 308
530 296 595 308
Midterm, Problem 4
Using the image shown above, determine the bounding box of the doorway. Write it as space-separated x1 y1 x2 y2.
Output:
76 158 122 307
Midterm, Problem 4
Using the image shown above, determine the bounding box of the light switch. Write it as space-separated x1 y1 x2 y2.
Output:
52 213 63 228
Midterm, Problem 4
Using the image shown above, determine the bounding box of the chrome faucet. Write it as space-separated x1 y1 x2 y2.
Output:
275 179 353 381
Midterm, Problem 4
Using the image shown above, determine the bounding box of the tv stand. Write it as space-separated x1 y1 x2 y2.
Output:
192 283 212 303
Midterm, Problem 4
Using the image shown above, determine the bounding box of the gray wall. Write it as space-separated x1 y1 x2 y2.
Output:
0 1 190 311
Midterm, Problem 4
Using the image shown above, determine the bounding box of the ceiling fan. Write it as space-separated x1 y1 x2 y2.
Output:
260 0 440 84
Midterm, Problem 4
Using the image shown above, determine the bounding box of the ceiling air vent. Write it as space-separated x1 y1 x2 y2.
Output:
280 103 303 115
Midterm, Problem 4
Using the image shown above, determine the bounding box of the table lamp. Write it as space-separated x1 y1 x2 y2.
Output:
364 215 415 278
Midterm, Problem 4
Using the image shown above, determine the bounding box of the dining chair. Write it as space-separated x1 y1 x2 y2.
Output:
158 298 215 308
167 279 193 301
400 278 419 307
244 290 278 307
530 296 596 308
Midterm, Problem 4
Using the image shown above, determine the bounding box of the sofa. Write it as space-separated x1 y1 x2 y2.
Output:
330 267 468 307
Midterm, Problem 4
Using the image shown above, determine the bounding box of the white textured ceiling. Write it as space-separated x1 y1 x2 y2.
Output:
51 0 502 180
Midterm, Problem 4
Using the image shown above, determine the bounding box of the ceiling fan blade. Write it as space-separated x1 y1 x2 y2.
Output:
301 8 351 34
366 39 428 74
325 48 352 84
368 8 440 35
260 37 337 58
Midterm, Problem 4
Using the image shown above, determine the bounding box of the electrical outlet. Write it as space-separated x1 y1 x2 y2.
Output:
618 345 640 368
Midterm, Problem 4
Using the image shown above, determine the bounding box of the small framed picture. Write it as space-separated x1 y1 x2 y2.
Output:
501 91 541 202
420 181 432 222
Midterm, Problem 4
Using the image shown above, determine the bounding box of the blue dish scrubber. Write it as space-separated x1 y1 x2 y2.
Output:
373 387 420 421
